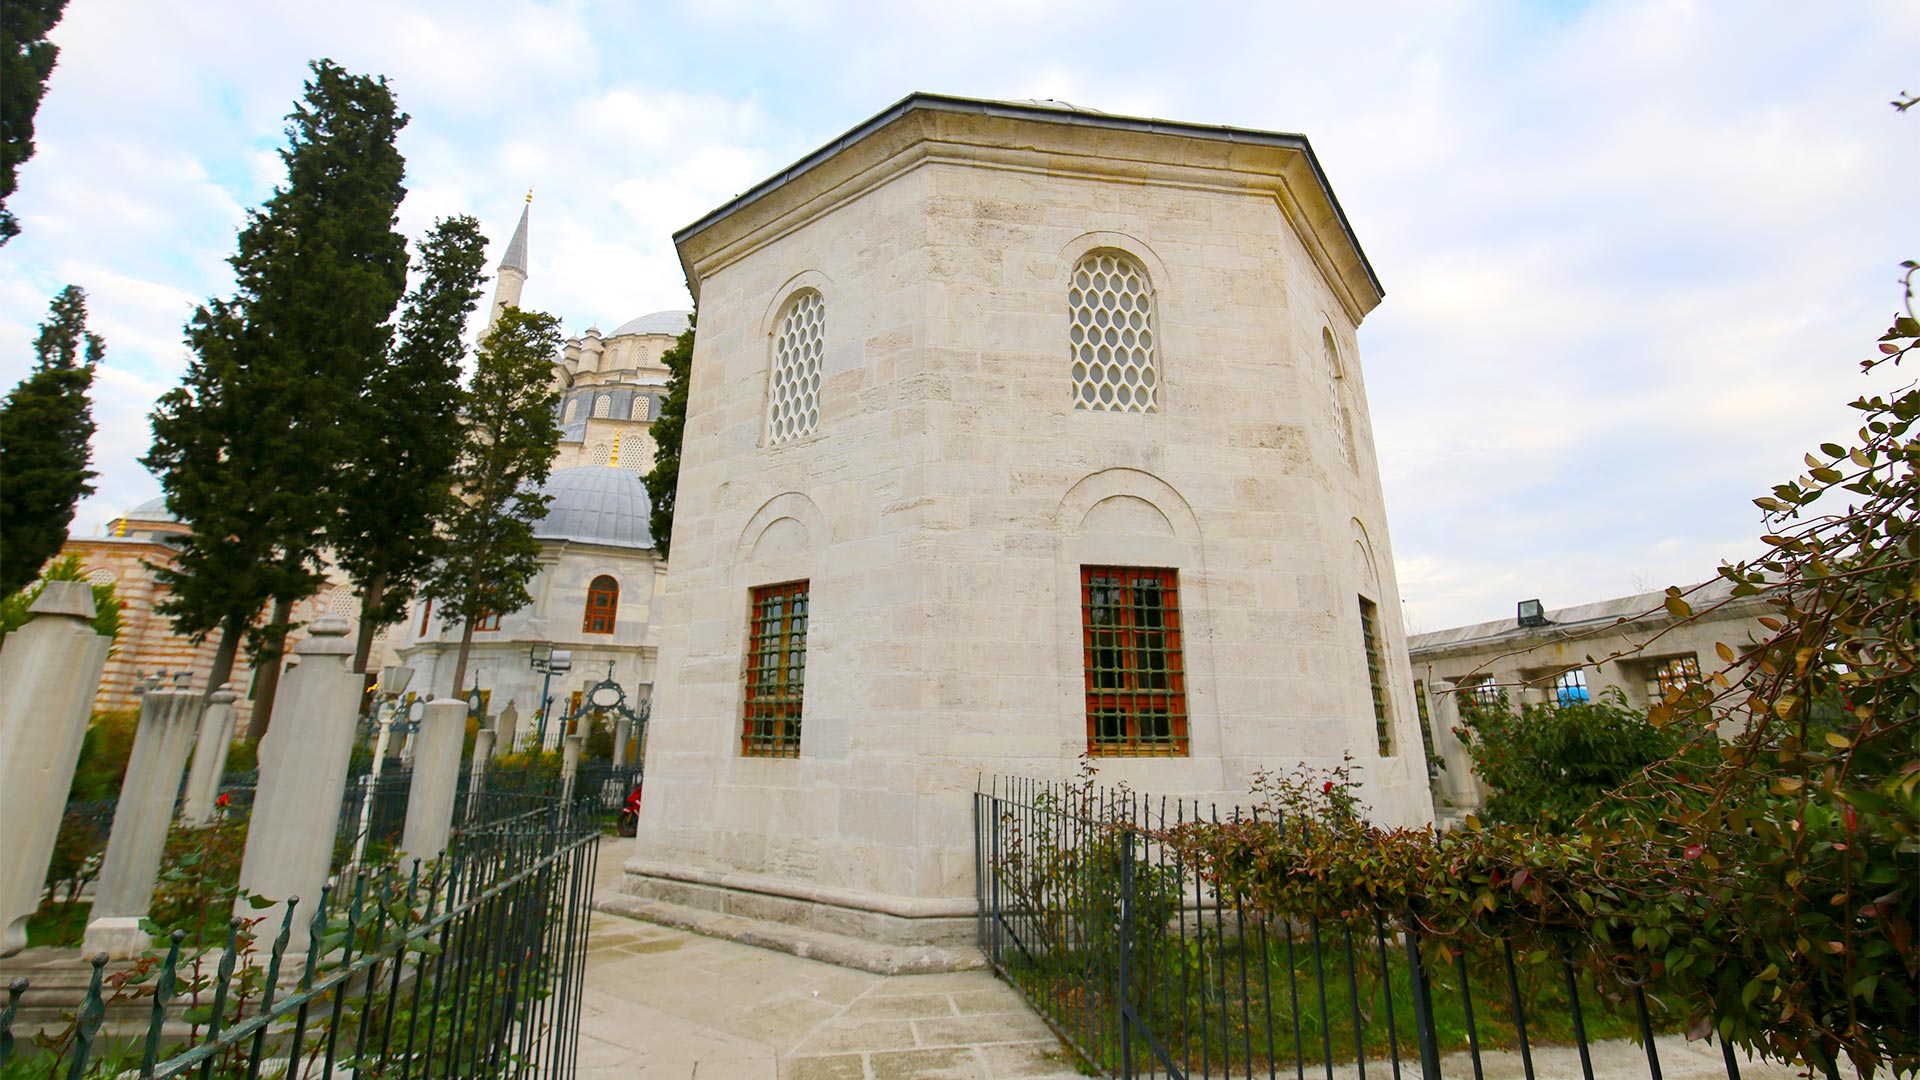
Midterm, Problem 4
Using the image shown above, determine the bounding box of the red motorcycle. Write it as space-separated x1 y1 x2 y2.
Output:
615 782 643 837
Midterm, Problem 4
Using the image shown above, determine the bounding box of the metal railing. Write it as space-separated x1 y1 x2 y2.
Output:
2 797 600 1080
976 777 1753 1080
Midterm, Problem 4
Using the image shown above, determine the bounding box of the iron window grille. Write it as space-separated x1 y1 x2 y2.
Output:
1543 667 1590 707
743 580 809 757
1359 596 1393 754
1648 654 1701 700
1081 566 1188 756
1414 678 1441 778
583 575 619 634
1457 674 1505 713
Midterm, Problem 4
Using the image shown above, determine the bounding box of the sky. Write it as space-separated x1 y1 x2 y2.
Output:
2 0 1914 632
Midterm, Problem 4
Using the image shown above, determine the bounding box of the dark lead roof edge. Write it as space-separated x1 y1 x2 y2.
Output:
671 91 1382 299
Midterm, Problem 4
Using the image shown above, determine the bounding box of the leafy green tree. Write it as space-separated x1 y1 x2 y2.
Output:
0 0 68 245
145 59 409 738
0 553 121 642
0 285 103 594
1452 689 1694 832
642 314 693 560
423 306 563 695
331 215 491 674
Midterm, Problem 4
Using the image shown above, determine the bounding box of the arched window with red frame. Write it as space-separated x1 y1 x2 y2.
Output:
583 575 619 634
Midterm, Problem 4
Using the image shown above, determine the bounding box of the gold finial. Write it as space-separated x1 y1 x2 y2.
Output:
525 188 534 204
115 516 127 537
610 430 621 468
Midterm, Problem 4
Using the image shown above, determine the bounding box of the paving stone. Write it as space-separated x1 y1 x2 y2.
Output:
912 1012 1055 1048
866 1046 981 1079
793 1018 921 1055
843 992 959 1019
949 988 1032 1015
974 1041 1087 1078
780 1054 867 1080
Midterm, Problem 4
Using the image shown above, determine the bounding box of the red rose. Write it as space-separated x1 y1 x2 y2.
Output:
1322 781 1335 794
217 793 230 808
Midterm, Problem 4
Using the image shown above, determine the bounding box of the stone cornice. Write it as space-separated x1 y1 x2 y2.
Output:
673 93 1384 325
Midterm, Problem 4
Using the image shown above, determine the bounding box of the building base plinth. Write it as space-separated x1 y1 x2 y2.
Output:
605 861 981 975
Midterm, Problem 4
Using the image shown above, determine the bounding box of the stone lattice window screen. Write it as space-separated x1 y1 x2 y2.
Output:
630 396 650 421
1324 328 1355 468
591 443 611 466
85 568 116 586
593 395 612 419
563 398 580 424
1069 252 1158 412
327 585 360 620
768 291 824 444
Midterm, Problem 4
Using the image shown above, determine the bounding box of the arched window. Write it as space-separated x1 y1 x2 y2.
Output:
630 396 650 421
593 395 612 419
590 443 610 466
1324 328 1356 468
85 568 116 587
563 398 580 424
768 290 824 444
1069 251 1158 412
583 575 619 634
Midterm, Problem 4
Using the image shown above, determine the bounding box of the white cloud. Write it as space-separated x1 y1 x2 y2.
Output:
3 0 1914 631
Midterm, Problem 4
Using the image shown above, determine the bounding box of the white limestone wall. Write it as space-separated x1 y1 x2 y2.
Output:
635 142 1430 915
398 544 661 726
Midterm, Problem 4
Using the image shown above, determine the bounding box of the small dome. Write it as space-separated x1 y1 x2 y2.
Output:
608 309 692 339
532 466 652 549
126 496 177 522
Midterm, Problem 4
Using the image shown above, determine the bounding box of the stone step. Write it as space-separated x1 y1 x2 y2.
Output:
591 889 985 977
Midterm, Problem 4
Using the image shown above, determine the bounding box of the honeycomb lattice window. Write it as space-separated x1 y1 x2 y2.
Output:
593 395 612 419
85 568 116 587
327 586 359 619
563 398 579 424
630 396 650 421
768 291 824 444
591 443 610 466
1070 252 1158 412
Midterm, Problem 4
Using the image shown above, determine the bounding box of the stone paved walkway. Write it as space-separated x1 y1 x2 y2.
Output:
581 914 1083 1079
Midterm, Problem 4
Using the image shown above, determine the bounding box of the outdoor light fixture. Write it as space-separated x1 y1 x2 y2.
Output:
1517 599 1549 628
528 643 553 666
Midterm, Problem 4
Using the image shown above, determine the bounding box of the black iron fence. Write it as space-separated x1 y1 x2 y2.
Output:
975 777 1752 1080
2 796 600 1080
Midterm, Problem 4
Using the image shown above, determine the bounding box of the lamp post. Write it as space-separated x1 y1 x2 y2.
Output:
529 644 572 752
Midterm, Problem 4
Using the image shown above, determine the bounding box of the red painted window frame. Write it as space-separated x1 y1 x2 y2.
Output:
583 575 619 634
741 580 808 758
1080 565 1189 757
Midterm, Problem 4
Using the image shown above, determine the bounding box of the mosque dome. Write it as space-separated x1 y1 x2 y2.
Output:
125 496 177 522
607 310 692 339
532 466 653 549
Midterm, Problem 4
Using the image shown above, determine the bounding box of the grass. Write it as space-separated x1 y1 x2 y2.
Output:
1001 921 1679 1077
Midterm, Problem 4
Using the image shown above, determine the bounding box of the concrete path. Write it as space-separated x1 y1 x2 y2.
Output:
581 914 1083 1079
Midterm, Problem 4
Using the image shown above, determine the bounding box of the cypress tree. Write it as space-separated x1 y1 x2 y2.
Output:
0 0 69 245
642 314 693 561
0 284 103 594
423 305 563 696
145 59 409 737
331 215 491 674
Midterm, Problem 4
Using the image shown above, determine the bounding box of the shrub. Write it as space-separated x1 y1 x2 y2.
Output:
1453 689 1702 831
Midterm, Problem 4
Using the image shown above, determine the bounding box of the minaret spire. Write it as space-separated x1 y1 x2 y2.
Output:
484 190 532 334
